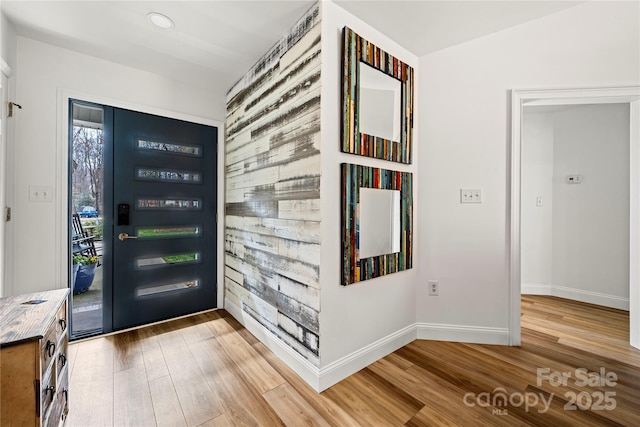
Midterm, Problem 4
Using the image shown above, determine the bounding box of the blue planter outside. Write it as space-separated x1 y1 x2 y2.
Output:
74 263 97 294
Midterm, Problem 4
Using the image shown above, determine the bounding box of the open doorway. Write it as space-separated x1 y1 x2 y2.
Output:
521 103 630 308
510 86 640 349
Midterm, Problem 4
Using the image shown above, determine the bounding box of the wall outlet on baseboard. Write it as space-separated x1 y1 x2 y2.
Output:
428 280 439 296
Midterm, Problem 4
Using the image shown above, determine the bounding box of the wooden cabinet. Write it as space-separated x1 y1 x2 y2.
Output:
1 289 70 427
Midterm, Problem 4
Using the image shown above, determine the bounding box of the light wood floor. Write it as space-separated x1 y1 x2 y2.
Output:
66 296 640 426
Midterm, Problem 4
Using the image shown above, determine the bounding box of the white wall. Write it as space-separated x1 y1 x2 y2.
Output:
7 36 225 296
521 110 554 289
320 1 418 389
522 104 631 309
418 1 639 334
1 11 17 69
551 104 630 307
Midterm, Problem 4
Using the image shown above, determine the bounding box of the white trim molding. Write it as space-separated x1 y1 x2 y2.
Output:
1 57 12 78
318 324 416 392
416 323 510 345
511 85 640 349
521 283 552 295
631 100 640 349
224 300 515 392
522 284 630 311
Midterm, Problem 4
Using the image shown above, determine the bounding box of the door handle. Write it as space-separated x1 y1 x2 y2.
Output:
118 232 138 241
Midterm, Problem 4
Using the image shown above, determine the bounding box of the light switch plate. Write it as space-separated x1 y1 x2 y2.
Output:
29 185 53 202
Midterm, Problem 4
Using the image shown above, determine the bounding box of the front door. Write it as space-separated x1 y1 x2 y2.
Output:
112 108 217 330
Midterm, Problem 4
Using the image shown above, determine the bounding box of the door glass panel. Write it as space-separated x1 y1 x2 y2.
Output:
136 167 201 183
135 252 201 269
137 226 201 239
69 101 105 339
136 279 200 298
137 139 202 157
137 198 202 210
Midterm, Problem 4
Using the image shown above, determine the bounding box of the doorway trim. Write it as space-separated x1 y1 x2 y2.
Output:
509 86 640 348
56 88 225 312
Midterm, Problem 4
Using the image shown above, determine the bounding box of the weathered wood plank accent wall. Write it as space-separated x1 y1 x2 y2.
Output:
225 4 321 366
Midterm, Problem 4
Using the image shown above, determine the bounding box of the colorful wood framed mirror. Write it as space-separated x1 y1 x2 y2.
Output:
342 27 414 164
341 163 413 286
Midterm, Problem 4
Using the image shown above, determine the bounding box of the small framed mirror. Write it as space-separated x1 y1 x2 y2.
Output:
342 27 414 164
341 163 412 286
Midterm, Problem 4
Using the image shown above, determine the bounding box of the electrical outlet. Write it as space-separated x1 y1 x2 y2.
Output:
428 280 439 296
460 188 482 204
566 175 583 184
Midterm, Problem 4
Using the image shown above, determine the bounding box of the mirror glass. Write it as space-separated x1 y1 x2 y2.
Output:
358 62 401 142
359 188 400 258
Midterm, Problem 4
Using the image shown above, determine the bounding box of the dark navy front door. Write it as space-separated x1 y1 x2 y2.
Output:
112 108 217 330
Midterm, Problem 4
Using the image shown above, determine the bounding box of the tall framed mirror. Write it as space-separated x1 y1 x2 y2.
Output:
342 27 414 164
341 163 412 286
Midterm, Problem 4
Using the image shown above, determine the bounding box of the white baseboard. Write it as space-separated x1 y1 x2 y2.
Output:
226 298 416 391
317 324 416 391
522 283 629 310
521 283 552 295
225 300 514 392
416 323 510 345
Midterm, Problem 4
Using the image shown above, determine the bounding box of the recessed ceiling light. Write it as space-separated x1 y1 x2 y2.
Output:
147 12 174 30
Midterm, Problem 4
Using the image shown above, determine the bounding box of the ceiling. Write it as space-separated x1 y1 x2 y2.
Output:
1 1 583 94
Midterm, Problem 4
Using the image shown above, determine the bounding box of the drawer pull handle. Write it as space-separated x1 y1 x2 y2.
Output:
59 318 67 331
59 353 67 367
46 340 56 357
45 385 55 401
62 388 69 403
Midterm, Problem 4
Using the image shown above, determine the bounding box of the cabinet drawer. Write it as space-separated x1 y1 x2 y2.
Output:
41 322 58 369
44 367 68 427
40 368 56 420
56 339 69 379
55 301 68 339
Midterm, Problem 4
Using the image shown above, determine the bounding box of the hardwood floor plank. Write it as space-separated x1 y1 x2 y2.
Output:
558 336 640 368
263 383 331 427
369 357 516 427
113 366 156 427
321 368 424 426
404 406 465 427
218 310 260 346
149 375 188 427
180 312 217 344
66 339 114 426
67 339 79 376
198 412 236 427
138 326 170 381
206 316 286 394
113 329 144 372
252 341 362 426
189 337 285 426
66 296 639 426
156 325 223 426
